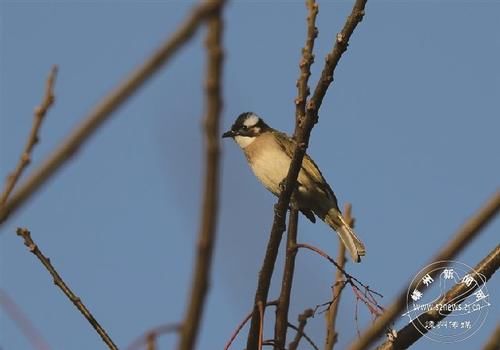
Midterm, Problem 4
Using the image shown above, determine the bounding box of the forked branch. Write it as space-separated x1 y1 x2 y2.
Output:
325 203 353 349
246 1 368 348
0 0 224 226
0 66 57 206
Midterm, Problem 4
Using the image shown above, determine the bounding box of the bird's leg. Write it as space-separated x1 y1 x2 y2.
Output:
278 178 287 194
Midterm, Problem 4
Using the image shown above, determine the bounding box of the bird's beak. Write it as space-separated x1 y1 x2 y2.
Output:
222 130 235 138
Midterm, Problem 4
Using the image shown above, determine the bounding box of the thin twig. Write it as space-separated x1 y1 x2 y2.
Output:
275 209 299 348
178 1 225 349
0 66 57 207
349 190 500 350
224 301 278 350
0 0 224 226
15 228 117 350
377 245 500 349
306 0 367 120
295 0 319 133
125 323 181 350
246 1 368 348
289 308 315 350
482 323 500 350
0 288 51 350
325 203 353 350
288 322 320 350
296 242 384 319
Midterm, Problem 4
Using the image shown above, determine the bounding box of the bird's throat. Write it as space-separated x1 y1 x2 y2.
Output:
234 135 256 148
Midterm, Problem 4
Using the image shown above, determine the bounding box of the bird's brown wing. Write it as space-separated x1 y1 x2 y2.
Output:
273 130 340 210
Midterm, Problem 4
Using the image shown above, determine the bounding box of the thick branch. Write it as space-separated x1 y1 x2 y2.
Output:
0 0 223 226
275 209 299 348
377 245 500 349
16 228 117 350
0 66 57 206
349 190 500 350
178 2 225 349
246 1 368 348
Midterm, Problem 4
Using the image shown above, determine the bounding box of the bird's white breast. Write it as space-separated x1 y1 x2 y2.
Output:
247 140 291 195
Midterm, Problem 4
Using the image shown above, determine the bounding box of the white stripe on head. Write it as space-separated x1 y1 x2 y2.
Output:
234 135 256 148
243 114 260 128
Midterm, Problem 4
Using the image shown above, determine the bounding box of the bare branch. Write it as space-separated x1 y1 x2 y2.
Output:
296 242 383 318
246 1 368 348
325 203 353 350
0 288 51 350
275 2 319 346
178 2 225 349
288 322 320 350
295 0 319 132
275 209 299 348
0 0 224 226
349 190 500 350
482 323 500 350
377 245 500 349
289 308 315 350
0 66 57 206
224 301 278 350
146 333 155 350
125 323 180 350
258 301 265 350
15 228 117 350
307 0 367 119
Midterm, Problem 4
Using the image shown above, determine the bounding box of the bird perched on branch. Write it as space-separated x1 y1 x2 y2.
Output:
222 112 365 262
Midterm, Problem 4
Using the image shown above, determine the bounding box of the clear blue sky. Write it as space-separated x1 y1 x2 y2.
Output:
1 1 498 349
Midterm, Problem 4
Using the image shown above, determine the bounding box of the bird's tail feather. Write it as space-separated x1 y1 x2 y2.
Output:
325 209 366 263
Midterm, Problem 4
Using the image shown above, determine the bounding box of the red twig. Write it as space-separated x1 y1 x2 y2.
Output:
0 288 51 350
224 301 278 350
296 242 384 320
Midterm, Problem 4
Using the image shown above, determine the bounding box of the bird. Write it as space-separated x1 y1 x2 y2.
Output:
222 112 366 262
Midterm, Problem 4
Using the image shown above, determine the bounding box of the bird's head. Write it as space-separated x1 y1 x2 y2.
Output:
222 112 269 148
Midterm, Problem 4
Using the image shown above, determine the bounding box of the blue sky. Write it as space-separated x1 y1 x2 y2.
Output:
1 1 499 349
